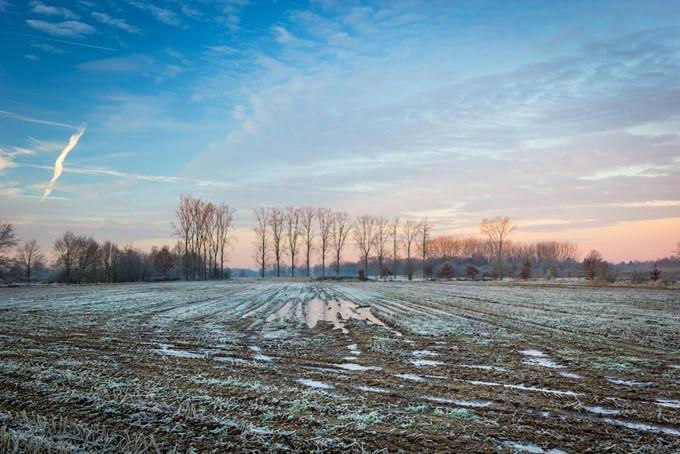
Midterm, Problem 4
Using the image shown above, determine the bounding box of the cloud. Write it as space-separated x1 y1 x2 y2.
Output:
0 0 12 13
24 53 39 60
31 1 79 19
128 1 181 27
26 19 95 37
91 12 140 34
0 154 16 171
32 42 65 53
77 54 153 72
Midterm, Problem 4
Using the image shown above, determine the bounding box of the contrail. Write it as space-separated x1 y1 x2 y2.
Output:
42 127 85 201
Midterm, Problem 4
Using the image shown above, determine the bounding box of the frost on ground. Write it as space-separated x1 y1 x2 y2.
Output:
0 280 679 452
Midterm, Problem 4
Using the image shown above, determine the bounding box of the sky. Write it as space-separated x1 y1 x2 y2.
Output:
1 0 680 267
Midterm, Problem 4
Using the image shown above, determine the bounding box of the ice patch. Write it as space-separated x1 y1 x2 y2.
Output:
412 350 438 357
559 372 582 379
501 440 567 453
214 356 249 364
656 399 680 409
584 406 620 415
335 363 382 372
151 344 202 359
467 380 583 397
423 396 492 408
356 385 389 393
458 364 510 372
520 349 564 369
410 359 444 367
606 377 653 387
297 378 334 389
602 418 680 437
395 373 425 382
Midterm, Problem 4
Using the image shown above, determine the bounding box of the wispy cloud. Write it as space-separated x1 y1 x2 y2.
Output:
42 127 85 200
31 1 79 19
0 109 79 129
5 30 116 51
26 19 95 37
32 42 65 54
128 1 180 27
91 11 140 34
77 54 153 72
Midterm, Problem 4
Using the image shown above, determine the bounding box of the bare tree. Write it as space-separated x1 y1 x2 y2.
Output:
317 208 333 278
402 220 417 280
675 241 680 258
54 232 80 283
16 239 44 283
354 215 375 279
76 237 99 283
300 207 316 277
269 207 285 278
0 222 18 266
253 208 270 278
480 216 515 280
284 206 301 277
417 219 431 280
389 217 400 278
215 203 236 279
373 216 389 279
583 249 605 280
331 211 351 277
173 196 193 280
100 241 120 283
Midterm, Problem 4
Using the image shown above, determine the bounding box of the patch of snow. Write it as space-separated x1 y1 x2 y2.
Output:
458 364 510 372
559 372 582 379
253 354 273 362
520 349 564 369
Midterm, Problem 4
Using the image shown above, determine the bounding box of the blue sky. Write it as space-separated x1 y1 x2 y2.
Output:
1 0 680 264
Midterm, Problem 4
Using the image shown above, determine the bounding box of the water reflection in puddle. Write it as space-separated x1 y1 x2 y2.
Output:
305 298 385 334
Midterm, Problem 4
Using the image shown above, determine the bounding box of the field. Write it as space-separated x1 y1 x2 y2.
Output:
1 280 679 453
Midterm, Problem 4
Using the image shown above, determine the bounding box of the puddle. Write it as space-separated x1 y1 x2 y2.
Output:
150 344 202 359
520 349 564 369
335 363 382 372
423 396 492 408
602 417 680 437
413 350 438 357
265 301 303 323
356 385 389 393
467 380 583 397
395 373 425 382
297 378 334 389
501 440 566 453
305 298 385 334
584 406 620 416
410 359 444 367
656 399 680 409
606 377 653 387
